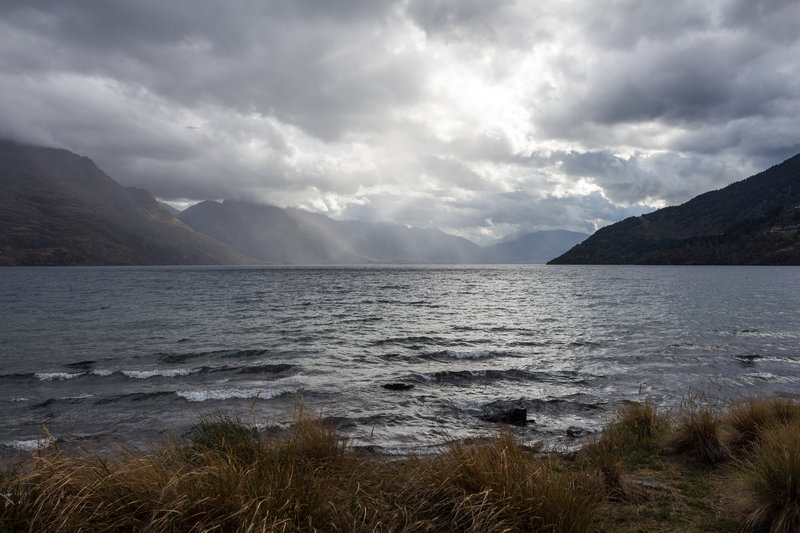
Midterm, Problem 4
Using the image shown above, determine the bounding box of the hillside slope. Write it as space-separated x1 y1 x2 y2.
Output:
0 140 245 266
483 230 588 264
178 200 485 264
550 154 800 264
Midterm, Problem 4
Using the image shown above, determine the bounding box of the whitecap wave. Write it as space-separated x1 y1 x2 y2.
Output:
35 372 84 381
175 387 294 402
92 369 114 377
444 349 491 359
122 368 197 379
2 438 50 451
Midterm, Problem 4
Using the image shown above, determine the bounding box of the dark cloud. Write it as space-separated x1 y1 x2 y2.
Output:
0 0 797 243
406 0 513 41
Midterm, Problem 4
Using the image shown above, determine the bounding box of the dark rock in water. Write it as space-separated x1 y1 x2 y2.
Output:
478 407 527 426
566 426 589 439
382 382 414 391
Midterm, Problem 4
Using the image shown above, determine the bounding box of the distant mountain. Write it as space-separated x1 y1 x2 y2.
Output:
159 202 181 216
0 139 594 266
550 153 800 264
0 140 246 265
482 230 588 263
178 200 484 264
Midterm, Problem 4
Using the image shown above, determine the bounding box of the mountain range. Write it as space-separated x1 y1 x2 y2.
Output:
0 140 586 266
550 153 800 265
0 140 245 265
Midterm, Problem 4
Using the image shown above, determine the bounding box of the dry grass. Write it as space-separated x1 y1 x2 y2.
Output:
741 422 800 533
0 409 601 532
607 399 670 457
3 395 800 532
724 395 800 450
670 398 729 464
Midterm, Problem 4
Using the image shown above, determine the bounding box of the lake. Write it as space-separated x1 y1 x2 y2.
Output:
1 265 799 453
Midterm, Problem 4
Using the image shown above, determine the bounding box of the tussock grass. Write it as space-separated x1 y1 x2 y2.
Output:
725 395 800 449
741 422 800 533
0 409 600 532
3 395 800 532
670 398 729 464
608 399 670 456
579 399 669 501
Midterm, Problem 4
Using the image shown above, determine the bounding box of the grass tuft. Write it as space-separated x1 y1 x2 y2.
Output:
741 422 800 533
612 399 670 454
3 395 798 532
184 410 261 463
671 398 729 464
725 395 800 450
0 410 601 532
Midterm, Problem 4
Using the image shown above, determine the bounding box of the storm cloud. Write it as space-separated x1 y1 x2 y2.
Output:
1 0 797 243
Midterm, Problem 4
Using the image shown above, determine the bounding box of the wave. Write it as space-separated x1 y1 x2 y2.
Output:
420 368 537 384
175 387 295 403
121 368 199 379
422 349 502 360
7 362 297 384
94 391 174 405
35 372 85 381
507 340 549 348
236 363 295 375
418 368 594 386
478 396 606 416
371 335 452 347
1 438 51 451
34 394 95 408
64 360 96 369
157 348 270 364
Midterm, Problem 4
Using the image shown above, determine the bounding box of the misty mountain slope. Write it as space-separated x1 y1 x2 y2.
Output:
323 219 484 264
0 167 149 265
178 200 356 264
180 200 486 264
0 140 246 265
550 153 800 264
483 230 589 263
285 208 484 263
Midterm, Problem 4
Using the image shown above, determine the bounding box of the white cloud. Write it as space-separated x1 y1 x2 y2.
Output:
0 0 798 242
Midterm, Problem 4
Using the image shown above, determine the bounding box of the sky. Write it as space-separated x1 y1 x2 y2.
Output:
1 0 799 244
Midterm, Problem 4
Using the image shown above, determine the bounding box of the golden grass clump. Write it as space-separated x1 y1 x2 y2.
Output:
670 399 729 464
610 399 670 454
741 422 800 533
0 408 353 532
0 410 602 533
429 433 601 532
578 399 669 502
7 395 800 532
725 395 800 450
588 399 670 464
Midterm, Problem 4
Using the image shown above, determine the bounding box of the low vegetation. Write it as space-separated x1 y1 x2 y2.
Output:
1 395 799 532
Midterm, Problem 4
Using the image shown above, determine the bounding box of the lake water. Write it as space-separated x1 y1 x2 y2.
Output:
1 265 799 453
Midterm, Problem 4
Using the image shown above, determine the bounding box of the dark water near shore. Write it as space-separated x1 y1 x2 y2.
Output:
1 265 799 453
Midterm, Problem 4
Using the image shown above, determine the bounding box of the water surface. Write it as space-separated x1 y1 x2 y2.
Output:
2 265 799 452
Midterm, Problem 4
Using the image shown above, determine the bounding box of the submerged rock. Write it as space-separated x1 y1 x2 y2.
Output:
478 407 528 426
566 426 589 439
382 382 414 391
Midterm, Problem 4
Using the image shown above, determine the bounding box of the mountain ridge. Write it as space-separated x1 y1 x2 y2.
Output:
1 139 587 265
177 199 589 264
549 153 800 264
0 140 247 265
